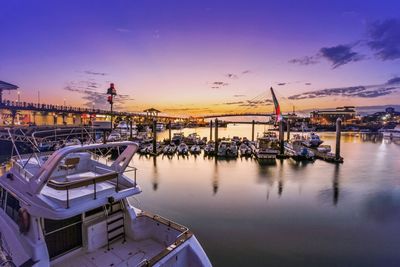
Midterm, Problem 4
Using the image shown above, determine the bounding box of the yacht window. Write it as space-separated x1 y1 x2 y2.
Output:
44 215 83 259
5 193 21 224
84 206 104 218
0 186 5 209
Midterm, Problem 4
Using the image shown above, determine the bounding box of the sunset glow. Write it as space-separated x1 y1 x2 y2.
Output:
1 0 400 115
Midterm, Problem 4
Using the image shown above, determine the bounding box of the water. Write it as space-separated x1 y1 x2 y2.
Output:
130 124 400 266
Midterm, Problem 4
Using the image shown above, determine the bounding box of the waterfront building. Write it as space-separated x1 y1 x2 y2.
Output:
310 106 356 125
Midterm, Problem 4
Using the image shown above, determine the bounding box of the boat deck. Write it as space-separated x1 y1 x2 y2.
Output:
53 237 164 267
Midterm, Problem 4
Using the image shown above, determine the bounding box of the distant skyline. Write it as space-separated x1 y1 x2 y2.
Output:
1 0 400 115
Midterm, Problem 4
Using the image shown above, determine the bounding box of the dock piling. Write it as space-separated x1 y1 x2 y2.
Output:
129 119 133 140
251 120 255 141
335 118 342 160
279 120 284 156
153 119 157 155
168 121 172 142
214 119 218 154
210 120 213 141
286 120 290 141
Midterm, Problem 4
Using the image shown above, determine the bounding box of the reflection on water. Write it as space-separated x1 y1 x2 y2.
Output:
130 126 400 266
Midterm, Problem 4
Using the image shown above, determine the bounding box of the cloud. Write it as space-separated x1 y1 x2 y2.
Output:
64 80 133 109
225 73 238 79
116 28 132 33
277 83 286 86
367 19 400 60
84 70 108 76
387 77 400 85
233 94 246 97
288 56 320 66
305 83 312 85
238 99 273 108
319 44 364 69
288 80 400 100
242 70 251 74
209 81 229 89
224 101 244 105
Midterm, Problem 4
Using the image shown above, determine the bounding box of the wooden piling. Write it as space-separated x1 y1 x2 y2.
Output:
168 121 172 142
129 119 133 140
279 120 284 156
152 119 157 155
251 120 255 141
286 120 290 141
335 118 341 161
214 118 218 154
209 120 213 141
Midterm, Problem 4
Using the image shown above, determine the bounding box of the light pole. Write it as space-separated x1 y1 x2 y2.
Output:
107 83 117 131
17 91 20 103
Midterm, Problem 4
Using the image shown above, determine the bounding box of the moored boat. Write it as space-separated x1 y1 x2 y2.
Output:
0 141 211 266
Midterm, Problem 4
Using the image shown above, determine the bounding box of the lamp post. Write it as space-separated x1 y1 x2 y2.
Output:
17 91 20 103
107 83 117 131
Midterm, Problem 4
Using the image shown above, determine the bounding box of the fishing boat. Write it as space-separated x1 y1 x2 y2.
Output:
167 143 177 154
217 141 238 158
171 133 184 145
190 144 201 154
177 142 189 155
203 141 215 156
285 135 315 161
107 132 122 142
302 132 323 148
0 141 211 266
184 133 200 146
155 123 165 132
239 143 252 157
255 133 279 160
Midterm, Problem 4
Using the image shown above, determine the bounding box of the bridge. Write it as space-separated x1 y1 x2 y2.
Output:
196 112 274 119
0 100 183 126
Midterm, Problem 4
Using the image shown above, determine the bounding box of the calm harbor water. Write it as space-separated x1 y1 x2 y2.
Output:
129 124 400 267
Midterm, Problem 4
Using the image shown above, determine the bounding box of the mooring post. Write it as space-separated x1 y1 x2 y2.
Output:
286 120 291 141
129 119 133 140
103 129 107 144
153 119 157 155
209 120 213 141
335 118 342 160
168 121 172 142
251 120 255 141
214 118 218 154
279 120 284 156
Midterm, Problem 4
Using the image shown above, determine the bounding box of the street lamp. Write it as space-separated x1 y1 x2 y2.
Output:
106 83 117 131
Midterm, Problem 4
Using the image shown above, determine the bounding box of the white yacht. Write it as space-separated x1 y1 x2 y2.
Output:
217 141 238 158
255 132 279 160
177 143 189 155
155 123 165 132
0 141 211 266
238 143 252 157
302 132 323 148
285 135 315 161
107 132 122 142
190 145 201 155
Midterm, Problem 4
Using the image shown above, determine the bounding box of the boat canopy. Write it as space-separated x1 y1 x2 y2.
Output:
30 141 138 194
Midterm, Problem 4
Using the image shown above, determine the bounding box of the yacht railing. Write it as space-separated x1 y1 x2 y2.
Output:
46 163 138 208
10 158 34 180
135 212 191 267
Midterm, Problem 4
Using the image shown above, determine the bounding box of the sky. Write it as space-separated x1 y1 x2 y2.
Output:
1 0 400 115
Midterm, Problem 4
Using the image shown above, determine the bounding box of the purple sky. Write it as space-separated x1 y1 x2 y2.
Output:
1 0 400 115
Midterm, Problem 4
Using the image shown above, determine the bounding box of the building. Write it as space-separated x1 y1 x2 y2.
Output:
310 106 356 124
